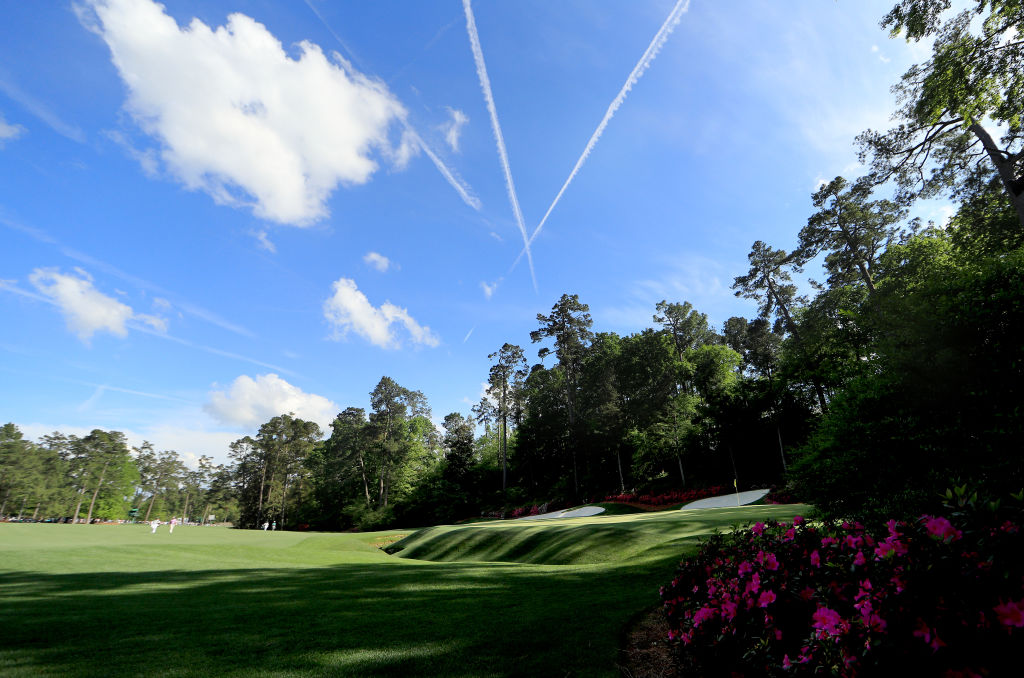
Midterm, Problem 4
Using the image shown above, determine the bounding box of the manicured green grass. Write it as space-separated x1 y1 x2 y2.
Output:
0 505 807 677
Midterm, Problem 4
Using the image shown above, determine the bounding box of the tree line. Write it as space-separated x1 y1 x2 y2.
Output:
0 424 236 524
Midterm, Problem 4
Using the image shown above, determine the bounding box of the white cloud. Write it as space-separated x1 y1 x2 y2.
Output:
29 268 133 342
363 251 391 272
26 267 171 342
440 107 469 152
0 112 26 145
480 280 498 299
84 0 412 225
323 277 439 349
205 373 337 431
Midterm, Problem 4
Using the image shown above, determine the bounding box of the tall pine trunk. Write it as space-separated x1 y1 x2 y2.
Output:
85 461 110 524
72 485 87 524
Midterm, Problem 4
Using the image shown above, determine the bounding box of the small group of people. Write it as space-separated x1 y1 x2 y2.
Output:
149 517 179 534
261 520 277 531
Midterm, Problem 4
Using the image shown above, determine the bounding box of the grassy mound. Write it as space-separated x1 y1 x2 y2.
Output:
390 504 807 565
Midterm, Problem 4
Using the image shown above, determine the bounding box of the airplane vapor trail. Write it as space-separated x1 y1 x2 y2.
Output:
304 0 481 212
462 0 537 292
407 127 482 210
512 0 691 271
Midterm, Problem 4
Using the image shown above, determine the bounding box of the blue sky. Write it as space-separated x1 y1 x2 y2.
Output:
0 0 947 465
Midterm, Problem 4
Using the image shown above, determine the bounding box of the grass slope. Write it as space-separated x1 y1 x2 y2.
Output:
0 505 806 677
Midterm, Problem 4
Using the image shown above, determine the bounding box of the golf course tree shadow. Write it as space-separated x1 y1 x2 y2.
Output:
0 559 667 678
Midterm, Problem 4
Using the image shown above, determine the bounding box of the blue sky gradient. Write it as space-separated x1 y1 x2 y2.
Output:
0 1 947 464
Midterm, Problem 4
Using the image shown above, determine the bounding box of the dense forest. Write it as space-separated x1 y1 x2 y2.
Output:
2 0 1022 530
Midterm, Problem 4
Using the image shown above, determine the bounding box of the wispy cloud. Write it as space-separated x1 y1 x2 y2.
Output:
27 268 135 342
463 0 537 291
440 107 469 152
462 326 475 343
0 111 26 146
3 268 295 375
129 322 298 376
253 230 277 254
0 212 256 338
0 75 86 143
512 0 690 272
363 251 392 272
480 280 499 299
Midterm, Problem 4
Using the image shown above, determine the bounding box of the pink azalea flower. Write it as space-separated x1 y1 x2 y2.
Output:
923 515 963 542
721 600 738 621
738 560 753 577
751 522 766 536
809 549 821 568
692 605 716 628
853 550 866 567
812 606 846 637
993 599 1024 627
793 515 804 525
758 590 777 608
782 655 793 670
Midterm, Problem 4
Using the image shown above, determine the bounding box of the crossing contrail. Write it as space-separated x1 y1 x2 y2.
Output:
512 0 691 272
462 0 537 292
304 0 482 212
407 127 482 211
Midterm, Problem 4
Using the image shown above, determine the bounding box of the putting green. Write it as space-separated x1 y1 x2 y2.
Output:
0 504 807 677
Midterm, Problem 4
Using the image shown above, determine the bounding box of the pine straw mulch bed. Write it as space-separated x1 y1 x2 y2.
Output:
618 605 681 678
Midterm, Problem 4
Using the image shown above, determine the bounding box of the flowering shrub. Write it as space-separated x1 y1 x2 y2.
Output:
510 504 541 519
604 486 726 507
660 504 1024 676
763 489 800 505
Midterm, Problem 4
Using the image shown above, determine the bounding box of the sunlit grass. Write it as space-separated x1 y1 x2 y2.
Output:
0 505 807 677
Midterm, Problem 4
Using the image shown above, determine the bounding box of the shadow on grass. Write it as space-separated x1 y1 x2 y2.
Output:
0 558 673 678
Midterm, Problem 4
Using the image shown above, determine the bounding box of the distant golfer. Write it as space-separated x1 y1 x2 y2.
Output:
272 521 276 531
150 519 160 534
262 521 269 531
169 517 177 534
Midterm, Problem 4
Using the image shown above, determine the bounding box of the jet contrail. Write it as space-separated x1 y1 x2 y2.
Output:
462 0 537 292
407 126 482 210
304 0 482 212
512 0 691 271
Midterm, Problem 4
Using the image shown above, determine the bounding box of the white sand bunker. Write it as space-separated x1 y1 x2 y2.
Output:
681 489 771 510
516 506 606 521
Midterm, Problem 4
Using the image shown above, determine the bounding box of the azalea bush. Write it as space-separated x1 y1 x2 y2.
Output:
660 497 1024 676
604 486 726 507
